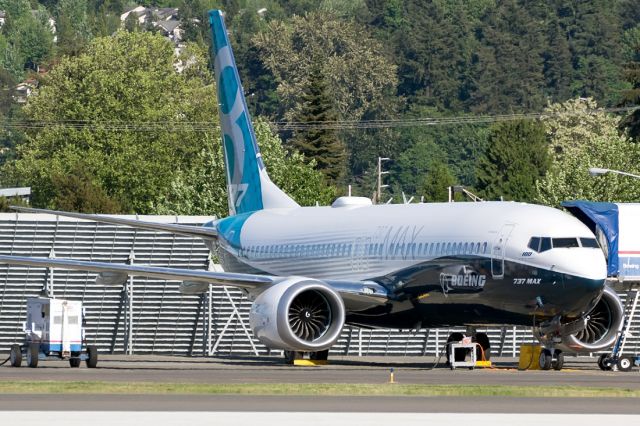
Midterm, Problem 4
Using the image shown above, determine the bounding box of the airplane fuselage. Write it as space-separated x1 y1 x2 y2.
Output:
212 200 606 330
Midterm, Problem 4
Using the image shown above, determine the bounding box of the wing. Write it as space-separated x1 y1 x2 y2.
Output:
11 206 218 240
0 255 389 309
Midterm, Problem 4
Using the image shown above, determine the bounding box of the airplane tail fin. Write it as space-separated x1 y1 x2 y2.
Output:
208 10 299 216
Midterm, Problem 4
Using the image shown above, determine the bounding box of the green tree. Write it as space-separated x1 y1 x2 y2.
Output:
419 161 457 203
49 163 122 213
619 26 640 141
389 137 447 197
536 98 640 205
470 0 548 113
55 0 92 56
290 65 346 184
252 11 398 122
3 32 216 213
476 119 549 202
155 120 337 217
1 2 54 78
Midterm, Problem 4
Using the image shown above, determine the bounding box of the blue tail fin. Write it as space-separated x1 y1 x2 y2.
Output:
208 10 299 216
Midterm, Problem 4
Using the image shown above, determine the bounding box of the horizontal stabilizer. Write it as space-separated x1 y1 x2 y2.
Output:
11 206 218 240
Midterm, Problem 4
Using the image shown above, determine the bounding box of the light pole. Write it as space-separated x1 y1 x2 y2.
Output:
588 167 640 180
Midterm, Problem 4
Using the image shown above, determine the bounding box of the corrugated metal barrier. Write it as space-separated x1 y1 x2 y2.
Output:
1 213 637 357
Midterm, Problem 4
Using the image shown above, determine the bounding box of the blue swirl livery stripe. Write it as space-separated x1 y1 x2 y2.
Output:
209 10 264 216
216 212 255 249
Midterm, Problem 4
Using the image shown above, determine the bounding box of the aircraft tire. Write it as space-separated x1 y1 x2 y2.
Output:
284 350 301 365
310 350 329 361
552 350 564 371
474 333 491 361
598 354 613 371
539 349 552 370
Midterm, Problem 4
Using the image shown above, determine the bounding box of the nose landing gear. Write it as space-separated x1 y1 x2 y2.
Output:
539 348 564 370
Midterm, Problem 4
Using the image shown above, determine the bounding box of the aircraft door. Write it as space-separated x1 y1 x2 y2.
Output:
351 237 371 272
491 224 514 279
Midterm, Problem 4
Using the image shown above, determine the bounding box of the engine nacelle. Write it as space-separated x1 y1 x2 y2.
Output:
249 277 346 351
536 286 624 353
560 285 624 352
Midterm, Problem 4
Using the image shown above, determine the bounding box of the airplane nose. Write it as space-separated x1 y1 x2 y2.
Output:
559 248 607 281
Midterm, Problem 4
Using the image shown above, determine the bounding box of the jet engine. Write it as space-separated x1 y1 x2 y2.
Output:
536 286 624 352
560 286 624 352
249 277 346 352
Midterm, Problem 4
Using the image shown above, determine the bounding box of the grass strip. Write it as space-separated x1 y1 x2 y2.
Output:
0 382 638 398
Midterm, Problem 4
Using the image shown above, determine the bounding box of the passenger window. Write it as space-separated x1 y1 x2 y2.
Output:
580 238 599 248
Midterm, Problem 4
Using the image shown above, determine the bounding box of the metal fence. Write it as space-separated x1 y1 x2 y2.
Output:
1 213 638 357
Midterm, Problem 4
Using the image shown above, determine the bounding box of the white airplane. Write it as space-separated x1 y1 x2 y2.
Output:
0 10 624 369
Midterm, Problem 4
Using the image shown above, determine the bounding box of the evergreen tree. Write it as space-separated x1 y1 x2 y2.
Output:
291 65 346 184
470 0 547 113
56 0 93 56
476 119 549 202
419 161 456 203
619 26 640 141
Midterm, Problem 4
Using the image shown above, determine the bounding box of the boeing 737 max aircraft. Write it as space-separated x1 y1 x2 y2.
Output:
0 10 624 369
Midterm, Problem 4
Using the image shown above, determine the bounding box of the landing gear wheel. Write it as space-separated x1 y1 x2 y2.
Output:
617 356 633 372
9 344 22 367
85 345 98 368
284 350 302 365
445 332 465 366
69 357 81 368
310 350 329 361
26 343 39 368
552 350 564 371
539 348 552 370
474 332 491 361
598 354 613 371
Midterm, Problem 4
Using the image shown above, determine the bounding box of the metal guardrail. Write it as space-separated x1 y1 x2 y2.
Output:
1 213 638 357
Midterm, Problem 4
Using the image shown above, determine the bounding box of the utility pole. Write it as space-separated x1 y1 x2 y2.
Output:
377 157 390 204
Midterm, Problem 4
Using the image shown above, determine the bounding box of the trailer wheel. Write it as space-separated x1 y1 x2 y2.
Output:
26 343 39 368
69 357 81 368
617 356 633 372
9 344 22 367
86 345 98 368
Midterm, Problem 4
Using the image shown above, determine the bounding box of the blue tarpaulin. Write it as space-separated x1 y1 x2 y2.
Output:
561 201 619 277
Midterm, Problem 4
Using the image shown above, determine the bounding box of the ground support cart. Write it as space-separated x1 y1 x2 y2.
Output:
8 297 98 368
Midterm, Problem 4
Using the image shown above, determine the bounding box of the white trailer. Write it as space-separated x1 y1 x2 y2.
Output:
9 298 98 368
563 201 640 371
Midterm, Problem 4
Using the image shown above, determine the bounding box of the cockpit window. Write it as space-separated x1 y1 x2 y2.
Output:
540 237 551 252
552 238 579 248
528 237 552 253
580 238 599 248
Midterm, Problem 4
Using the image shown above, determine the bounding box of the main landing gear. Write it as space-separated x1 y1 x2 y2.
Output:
539 348 564 370
444 331 491 367
284 350 329 364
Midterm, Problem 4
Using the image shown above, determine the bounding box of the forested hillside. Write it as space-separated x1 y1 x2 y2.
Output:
0 0 639 215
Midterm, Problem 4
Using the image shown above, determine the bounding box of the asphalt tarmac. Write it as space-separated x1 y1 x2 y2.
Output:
1 354 639 388
1 355 639 415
